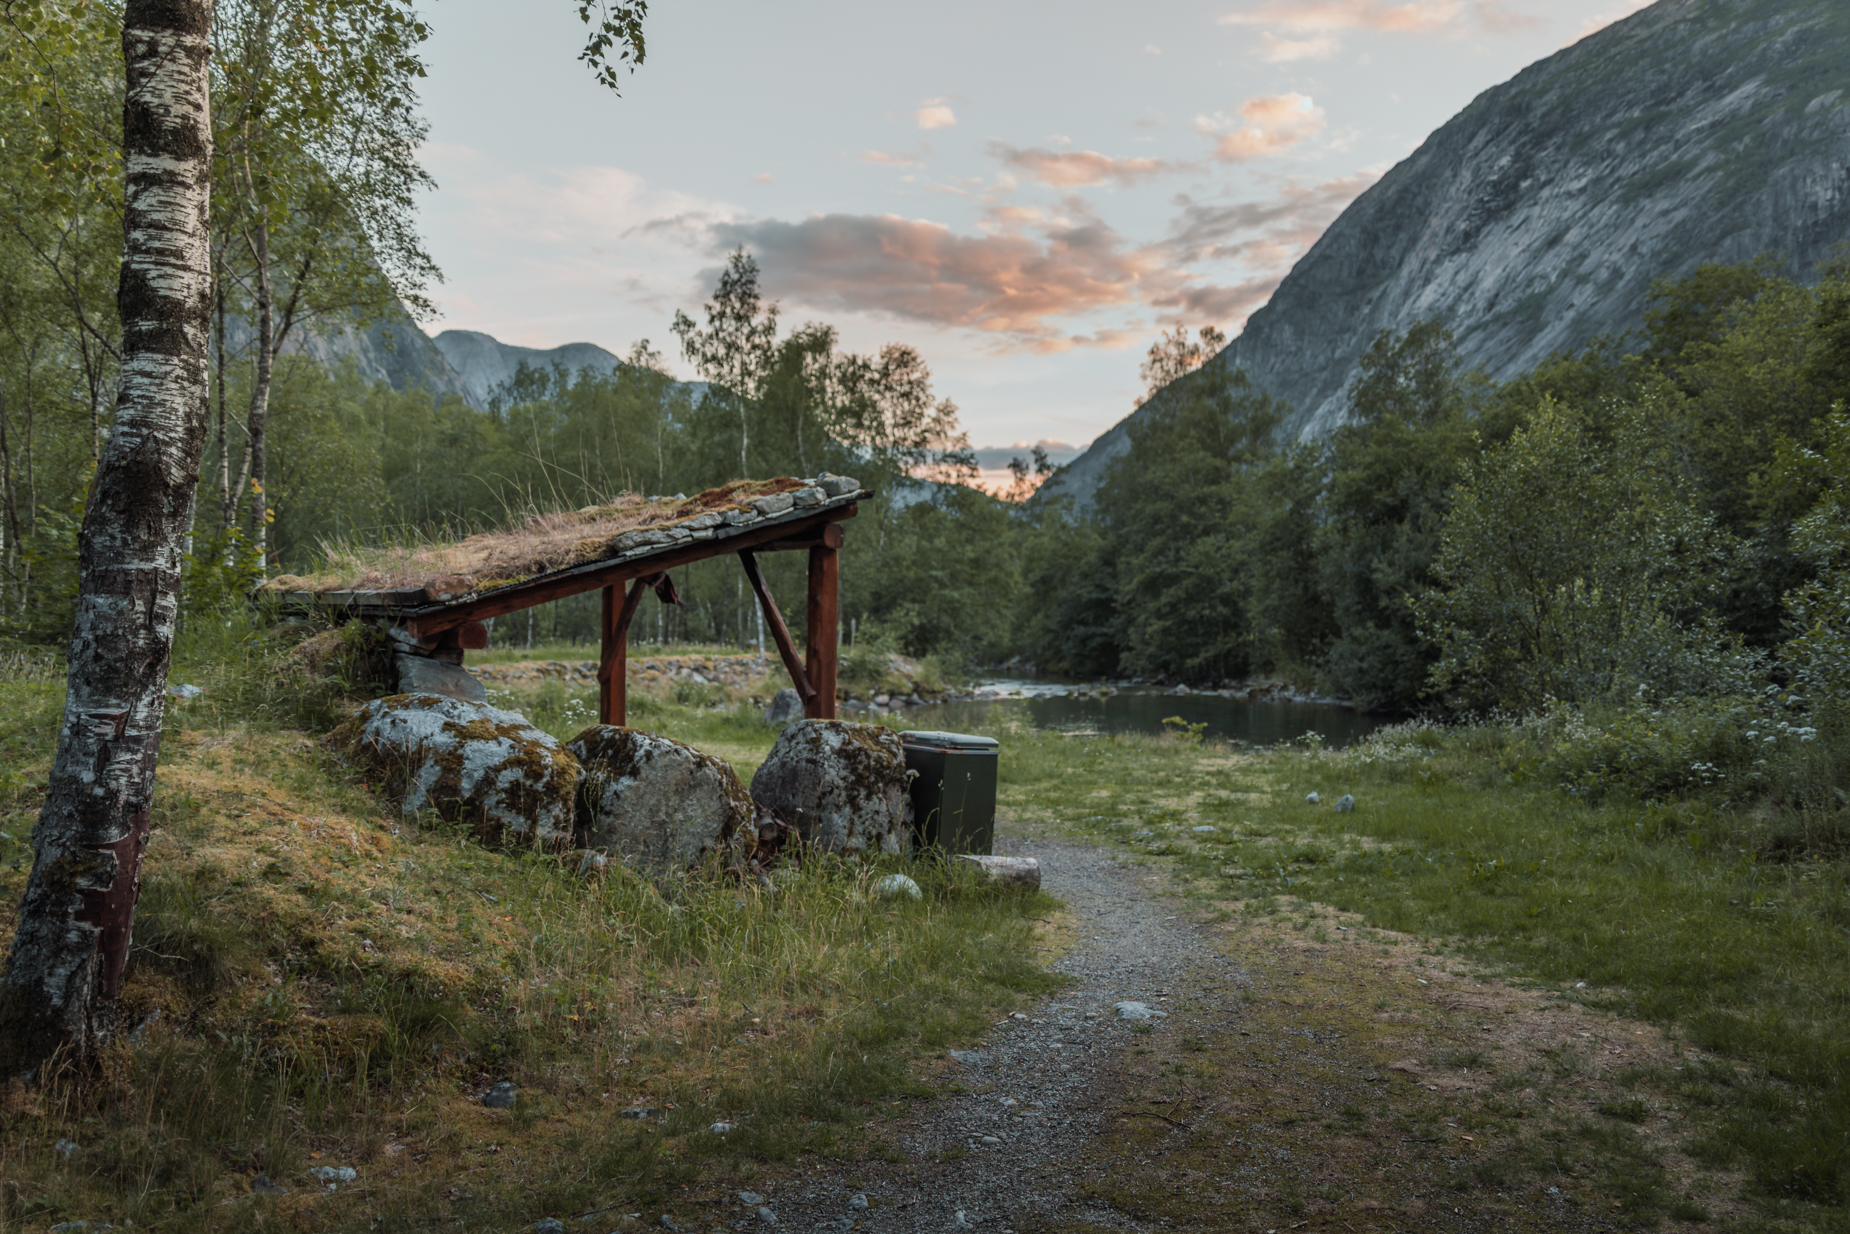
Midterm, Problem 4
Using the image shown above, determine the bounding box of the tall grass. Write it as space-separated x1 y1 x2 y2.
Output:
0 644 1059 1232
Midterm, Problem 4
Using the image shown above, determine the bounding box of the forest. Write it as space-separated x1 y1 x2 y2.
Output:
4 2 1849 759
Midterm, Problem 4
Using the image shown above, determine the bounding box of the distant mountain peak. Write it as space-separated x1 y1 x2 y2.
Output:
431 330 627 407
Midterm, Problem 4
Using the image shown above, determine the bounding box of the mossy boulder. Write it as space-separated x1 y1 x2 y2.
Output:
567 726 757 873
748 721 909 856
330 694 579 849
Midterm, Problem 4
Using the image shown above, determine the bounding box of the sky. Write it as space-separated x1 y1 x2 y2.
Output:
414 0 1658 464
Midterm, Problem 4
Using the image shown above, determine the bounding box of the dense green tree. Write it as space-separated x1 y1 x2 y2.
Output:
1095 363 1283 682
1314 321 1484 710
1416 399 1736 711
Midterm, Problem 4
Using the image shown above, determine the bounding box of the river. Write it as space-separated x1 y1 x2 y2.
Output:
895 678 1382 748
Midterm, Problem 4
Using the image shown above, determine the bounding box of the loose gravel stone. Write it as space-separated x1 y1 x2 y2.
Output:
733 835 1245 1231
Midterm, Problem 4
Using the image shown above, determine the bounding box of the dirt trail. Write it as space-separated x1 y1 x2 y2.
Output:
719 833 1230 1233
694 830 1675 1234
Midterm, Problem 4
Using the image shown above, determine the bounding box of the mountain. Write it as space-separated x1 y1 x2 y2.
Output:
263 314 649 412
431 330 629 408
1043 0 1850 510
234 308 479 407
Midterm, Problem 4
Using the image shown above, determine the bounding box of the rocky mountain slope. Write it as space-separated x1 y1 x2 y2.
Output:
1044 0 1850 509
431 330 627 407
266 314 651 412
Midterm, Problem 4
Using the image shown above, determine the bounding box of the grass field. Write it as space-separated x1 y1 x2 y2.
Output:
0 636 1846 1230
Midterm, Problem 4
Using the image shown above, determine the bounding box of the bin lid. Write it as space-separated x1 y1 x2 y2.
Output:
902 730 999 751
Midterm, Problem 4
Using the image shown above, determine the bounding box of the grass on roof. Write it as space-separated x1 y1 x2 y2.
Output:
259 479 806 599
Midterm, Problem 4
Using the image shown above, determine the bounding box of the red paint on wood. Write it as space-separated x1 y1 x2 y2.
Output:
598 578 650 726
741 550 815 701
806 537 841 720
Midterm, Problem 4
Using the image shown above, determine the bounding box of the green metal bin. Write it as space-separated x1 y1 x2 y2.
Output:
901 730 999 854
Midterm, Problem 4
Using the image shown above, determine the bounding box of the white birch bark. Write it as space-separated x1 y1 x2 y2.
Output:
1 0 214 1076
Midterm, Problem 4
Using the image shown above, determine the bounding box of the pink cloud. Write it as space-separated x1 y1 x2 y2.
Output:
711 211 1164 341
1220 0 1538 34
1198 93 1327 161
916 100 957 130
1220 0 1464 32
989 143 1179 187
699 166 1374 346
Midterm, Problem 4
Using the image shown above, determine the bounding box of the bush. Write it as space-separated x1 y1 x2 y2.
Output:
1542 692 1822 805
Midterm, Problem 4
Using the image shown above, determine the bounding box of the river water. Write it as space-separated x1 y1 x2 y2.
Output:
897 678 1383 749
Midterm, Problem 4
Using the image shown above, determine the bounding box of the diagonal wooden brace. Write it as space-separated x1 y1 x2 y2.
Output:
740 550 815 702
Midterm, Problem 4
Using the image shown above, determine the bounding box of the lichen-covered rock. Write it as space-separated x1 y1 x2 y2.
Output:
749 721 908 856
395 653 486 703
330 694 579 848
568 726 756 873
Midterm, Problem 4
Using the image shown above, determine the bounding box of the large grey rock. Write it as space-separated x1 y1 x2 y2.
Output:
330 695 579 848
763 687 804 724
814 474 860 497
568 726 756 872
1040 0 1850 510
395 653 486 703
749 721 908 856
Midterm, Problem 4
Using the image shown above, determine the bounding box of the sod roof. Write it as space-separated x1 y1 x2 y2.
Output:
258 475 864 608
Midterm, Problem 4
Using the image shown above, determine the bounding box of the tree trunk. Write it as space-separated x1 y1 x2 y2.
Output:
214 261 231 530
0 0 214 1079
244 217 272 572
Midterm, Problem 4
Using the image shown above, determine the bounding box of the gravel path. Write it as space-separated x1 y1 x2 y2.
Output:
723 832 1245 1233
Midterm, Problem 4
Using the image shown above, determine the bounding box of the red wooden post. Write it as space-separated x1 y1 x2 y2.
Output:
597 577 650 725
597 585 620 725
804 525 842 720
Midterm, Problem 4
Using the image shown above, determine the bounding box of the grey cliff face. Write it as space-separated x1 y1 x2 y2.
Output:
431 330 628 408
1044 0 1850 510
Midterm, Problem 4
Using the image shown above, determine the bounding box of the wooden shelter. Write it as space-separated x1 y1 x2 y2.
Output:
258 477 866 724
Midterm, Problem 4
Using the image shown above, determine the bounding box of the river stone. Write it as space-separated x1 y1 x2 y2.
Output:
568 726 755 873
748 721 907 856
394 653 486 703
764 687 804 724
330 695 578 849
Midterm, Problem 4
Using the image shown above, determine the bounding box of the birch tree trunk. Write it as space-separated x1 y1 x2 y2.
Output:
244 216 272 570
0 0 214 1079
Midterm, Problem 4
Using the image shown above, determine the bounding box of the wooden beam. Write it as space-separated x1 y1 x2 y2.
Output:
405 503 858 639
756 523 845 554
805 534 841 720
740 551 815 701
435 621 489 651
597 576 649 726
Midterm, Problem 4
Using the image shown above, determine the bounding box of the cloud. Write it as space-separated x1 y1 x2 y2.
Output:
1219 0 1539 36
1196 93 1326 161
753 172 774 184
916 99 957 130
710 210 1164 343
1220 0 1464 32
695 164 1376 347
1148 273 1288 323
1258 31 1340 60
989 142 1179 188
861 149 924 167
1144 42 1162 54
1162 172 1380 264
